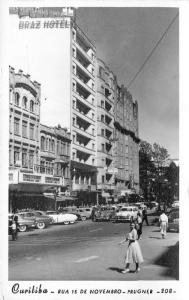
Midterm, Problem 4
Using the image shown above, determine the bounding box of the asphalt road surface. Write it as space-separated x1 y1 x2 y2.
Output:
9 219 179 280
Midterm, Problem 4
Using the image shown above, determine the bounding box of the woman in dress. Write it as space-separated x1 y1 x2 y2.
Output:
119 222 143 273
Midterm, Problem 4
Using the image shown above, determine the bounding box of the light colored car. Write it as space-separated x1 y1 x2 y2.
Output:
114 206 138 222
171 201 179 209
76 207 92 219
46 211 78 225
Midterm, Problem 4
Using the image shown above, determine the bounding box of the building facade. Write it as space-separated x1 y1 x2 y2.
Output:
114 84 140 195
40 124 71 192
9 67 69 211
96 59 116 196
71 22 97 195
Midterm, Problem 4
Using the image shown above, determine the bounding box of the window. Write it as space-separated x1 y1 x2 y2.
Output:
72 152 75 160
92 83 94 90
73 135 76 143
41 136 45 151
92 113 94 120
126 146 128 153
30 100 34 112
22 151 27 168
92 68 94 75
22 96 27 109
22 121 27 138
52 140 55 152
101 115 104 122
72 47 76 57
72 117 75 126
14 148 20 165
14 118 20 135
101 129 104 136
92 128 95 136
92 98 94 105
101 143 105 152
29 123 34 140
102 175 105 183
92 143 95 150
101 100 104 108
92 158 95 165
14 92 20 106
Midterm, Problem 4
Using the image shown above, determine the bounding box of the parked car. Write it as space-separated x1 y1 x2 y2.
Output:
92 206 116 222
46 211 78 224
60 208 86 221
171 201 179 209
114 206 138 222
167 209 179 232
76 207 92 219
18 211 52 229
8 213 36 232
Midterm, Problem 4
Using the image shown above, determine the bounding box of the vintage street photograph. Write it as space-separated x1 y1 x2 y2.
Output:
8 6 179 281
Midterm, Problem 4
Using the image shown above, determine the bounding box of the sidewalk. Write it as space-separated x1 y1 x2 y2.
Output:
127 224 179 280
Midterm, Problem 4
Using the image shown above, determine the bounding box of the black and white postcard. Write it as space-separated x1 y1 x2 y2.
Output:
1 0 188 299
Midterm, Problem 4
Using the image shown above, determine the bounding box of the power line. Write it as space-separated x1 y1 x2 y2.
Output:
127 12 179 89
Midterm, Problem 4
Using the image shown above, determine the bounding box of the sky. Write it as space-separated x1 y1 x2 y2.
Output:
76 7 179 159
9 7 179 159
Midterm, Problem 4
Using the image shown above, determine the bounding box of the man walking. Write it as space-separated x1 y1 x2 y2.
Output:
142 208 149 226
159 211 168 239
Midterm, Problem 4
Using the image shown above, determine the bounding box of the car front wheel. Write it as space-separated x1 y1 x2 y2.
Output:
63 221 70 225
36 222 45 229
19 225 27 232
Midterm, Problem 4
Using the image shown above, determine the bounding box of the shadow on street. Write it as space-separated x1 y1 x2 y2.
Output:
154 241 179 279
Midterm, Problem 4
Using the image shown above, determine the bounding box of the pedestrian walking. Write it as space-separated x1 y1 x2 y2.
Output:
136 212 143 239
10 220 17 241
119 223 143 273
159 211 168 239
142 208 149 225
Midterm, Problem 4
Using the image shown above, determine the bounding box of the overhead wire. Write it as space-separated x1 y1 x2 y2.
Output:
127 12 179 89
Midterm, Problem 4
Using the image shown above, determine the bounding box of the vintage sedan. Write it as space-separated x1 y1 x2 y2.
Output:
8 213 36 232
92 206 116 222
114 206 138 222
18 211 52 229
46 211 78 225
167 209 179 233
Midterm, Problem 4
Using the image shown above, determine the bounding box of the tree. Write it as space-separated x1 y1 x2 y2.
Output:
139 141 170 202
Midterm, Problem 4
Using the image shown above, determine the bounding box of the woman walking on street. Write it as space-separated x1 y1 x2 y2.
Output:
119 223 143 273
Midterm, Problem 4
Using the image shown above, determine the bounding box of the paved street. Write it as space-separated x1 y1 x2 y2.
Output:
9 219 179 281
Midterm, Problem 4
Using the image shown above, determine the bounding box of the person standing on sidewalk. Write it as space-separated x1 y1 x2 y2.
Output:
136 212 143 239
159 211 168 239
142 208 149 225
119 223 143 273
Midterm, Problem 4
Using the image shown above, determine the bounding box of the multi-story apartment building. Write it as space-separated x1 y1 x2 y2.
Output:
96 59 116 195
114 84 140 194
71 22 97 195
9 67 68 211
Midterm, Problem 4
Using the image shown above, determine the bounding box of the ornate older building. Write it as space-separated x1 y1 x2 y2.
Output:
9 67 69 211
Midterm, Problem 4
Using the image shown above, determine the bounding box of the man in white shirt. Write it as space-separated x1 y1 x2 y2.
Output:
159 211 168 239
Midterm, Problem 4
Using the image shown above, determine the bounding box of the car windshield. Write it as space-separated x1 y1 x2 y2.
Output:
47 211 57 215
20 212 34 217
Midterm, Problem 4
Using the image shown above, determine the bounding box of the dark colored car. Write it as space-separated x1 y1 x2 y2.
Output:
18 211 52 229
8 213 36 232
167 209 179 233
92 207 115 222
